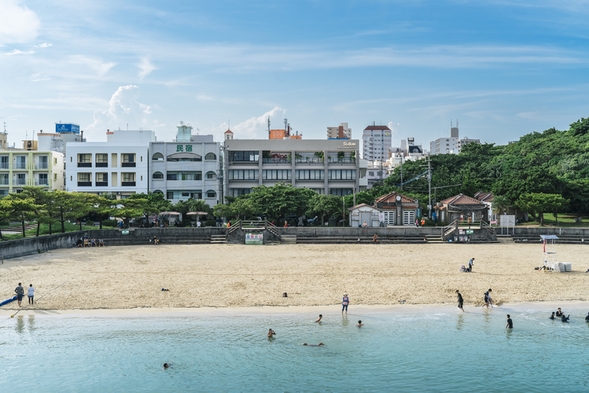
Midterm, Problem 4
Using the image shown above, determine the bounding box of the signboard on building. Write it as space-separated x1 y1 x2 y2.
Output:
500 215 515 228
55 123 80 134
245 232 263 245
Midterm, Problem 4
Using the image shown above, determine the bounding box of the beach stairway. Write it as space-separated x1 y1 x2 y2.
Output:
281 234 297 244
424 234 443 243
210 234 227 244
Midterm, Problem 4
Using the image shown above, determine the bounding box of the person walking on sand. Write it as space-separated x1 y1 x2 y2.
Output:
468 258 474 272
14 283 24 307
456 290 464 312
27 284 35 305
342 294 349 314
484 289 493 308
506 314 513 329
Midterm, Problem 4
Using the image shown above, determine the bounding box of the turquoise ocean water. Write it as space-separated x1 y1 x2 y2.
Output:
1 305 589 392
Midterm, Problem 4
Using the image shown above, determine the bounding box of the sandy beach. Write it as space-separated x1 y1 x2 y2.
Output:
1 243 588 311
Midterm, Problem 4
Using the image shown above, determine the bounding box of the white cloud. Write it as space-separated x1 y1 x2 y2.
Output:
29 73 50 82
34 42 52 48
69 55 116 77
229 106 287 139
86 85 158 136
0 0 40 45
5 49 35 55
137 57 156 80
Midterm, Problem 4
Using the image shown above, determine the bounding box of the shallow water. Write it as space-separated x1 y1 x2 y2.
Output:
1 306 589 392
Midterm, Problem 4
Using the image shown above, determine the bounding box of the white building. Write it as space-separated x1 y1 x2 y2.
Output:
37 123 85 155
327 122 352 139
362 124 392 161
224 130 365 198
65 130 155 198
430 122 480 155
149 123 220 206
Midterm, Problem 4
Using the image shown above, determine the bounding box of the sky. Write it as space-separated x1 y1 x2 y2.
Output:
1 0 589 148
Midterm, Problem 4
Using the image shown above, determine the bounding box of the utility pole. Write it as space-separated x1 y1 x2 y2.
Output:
400 154 404 190
427 155 432 219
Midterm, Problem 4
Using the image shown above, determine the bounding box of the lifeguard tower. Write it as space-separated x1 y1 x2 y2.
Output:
541 235 571 272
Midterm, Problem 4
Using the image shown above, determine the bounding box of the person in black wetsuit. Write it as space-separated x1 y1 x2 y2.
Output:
585 312 589 322
561 315 570 323
556 308 563 317
506 314 513 329
550 312 556 320
456 290 464 312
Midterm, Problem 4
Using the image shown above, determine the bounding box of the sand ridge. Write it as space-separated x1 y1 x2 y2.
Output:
1 243 588 311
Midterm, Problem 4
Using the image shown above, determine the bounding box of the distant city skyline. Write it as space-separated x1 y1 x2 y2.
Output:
1 0 588 147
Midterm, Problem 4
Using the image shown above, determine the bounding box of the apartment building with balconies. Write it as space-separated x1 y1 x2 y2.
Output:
0 150 64 196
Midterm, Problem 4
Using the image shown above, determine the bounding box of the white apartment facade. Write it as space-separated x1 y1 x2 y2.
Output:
362 124 392 161
149 123 220 206
65 130 155 198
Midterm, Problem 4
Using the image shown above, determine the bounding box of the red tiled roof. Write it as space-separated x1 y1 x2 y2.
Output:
375 192 417 204
363 125 391 131
441 193 485 206
224 129 234 134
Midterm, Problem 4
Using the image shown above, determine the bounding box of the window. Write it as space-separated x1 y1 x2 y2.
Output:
229 151 259 162
77 154 92 167
206 190 216 198
166 172 202 181
229 188 252 197
153 171 164 180
205 152 217 160
37 156 48 169
37 173 48 185
16 173 27 185
329 188 353 196
0 173 8 185
77 173 91 186
328 170 356 180
0 156 8 169
206 171 216 179
95 173 108 186
263 169 291 180
122 172 136 186
122 153 136 167
95 154 108 167
228 170 258 180
16 156 26 169
152 153 164 161
295 170 324 180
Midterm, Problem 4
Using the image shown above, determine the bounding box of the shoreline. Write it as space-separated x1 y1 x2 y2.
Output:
3 300 588 319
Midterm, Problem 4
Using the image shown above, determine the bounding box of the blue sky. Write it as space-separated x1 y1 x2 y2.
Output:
1 0 588 147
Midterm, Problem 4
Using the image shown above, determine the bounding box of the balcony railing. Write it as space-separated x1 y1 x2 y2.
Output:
121 181 136 186
0 163 9 169
36 180 49 186
15 163 27 169
36 164 49 169
95 181 108 187
77 162 92 167
96 162 108 167
295 158 325 164
122 162 136 167
262 158 291 164
77 181 92 187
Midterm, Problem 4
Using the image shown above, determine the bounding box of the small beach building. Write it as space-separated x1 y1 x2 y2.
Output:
438 193 488 223
349 192 419 227
474 191 494 222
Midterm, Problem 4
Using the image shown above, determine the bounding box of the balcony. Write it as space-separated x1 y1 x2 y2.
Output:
77 182 92 187
96 162 108 167
122 162 136 167
35 164 49 170
262 158 291 165
0 163 8 169
77 162 92 168
121 181 136 187
295 158 324 165
95 181 108 187
36 180 49 186
15 163 27 169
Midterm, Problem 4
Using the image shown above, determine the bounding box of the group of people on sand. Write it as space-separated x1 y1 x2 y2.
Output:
76 237 105 247
14 283 35 307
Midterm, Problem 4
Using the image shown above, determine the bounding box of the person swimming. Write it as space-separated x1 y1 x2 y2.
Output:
550 312 556 320
303 343 325 346
556 308 564 317
357 320 363 327
585 312 589 322
561 315 570 323
163 363 171 369
268 329 276 338
315 314 323 323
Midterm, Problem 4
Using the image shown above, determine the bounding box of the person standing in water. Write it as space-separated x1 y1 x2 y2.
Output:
268 329 276 338
456 290 464 312
342 294 349 314
315 314 323 323
506 314 513 329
